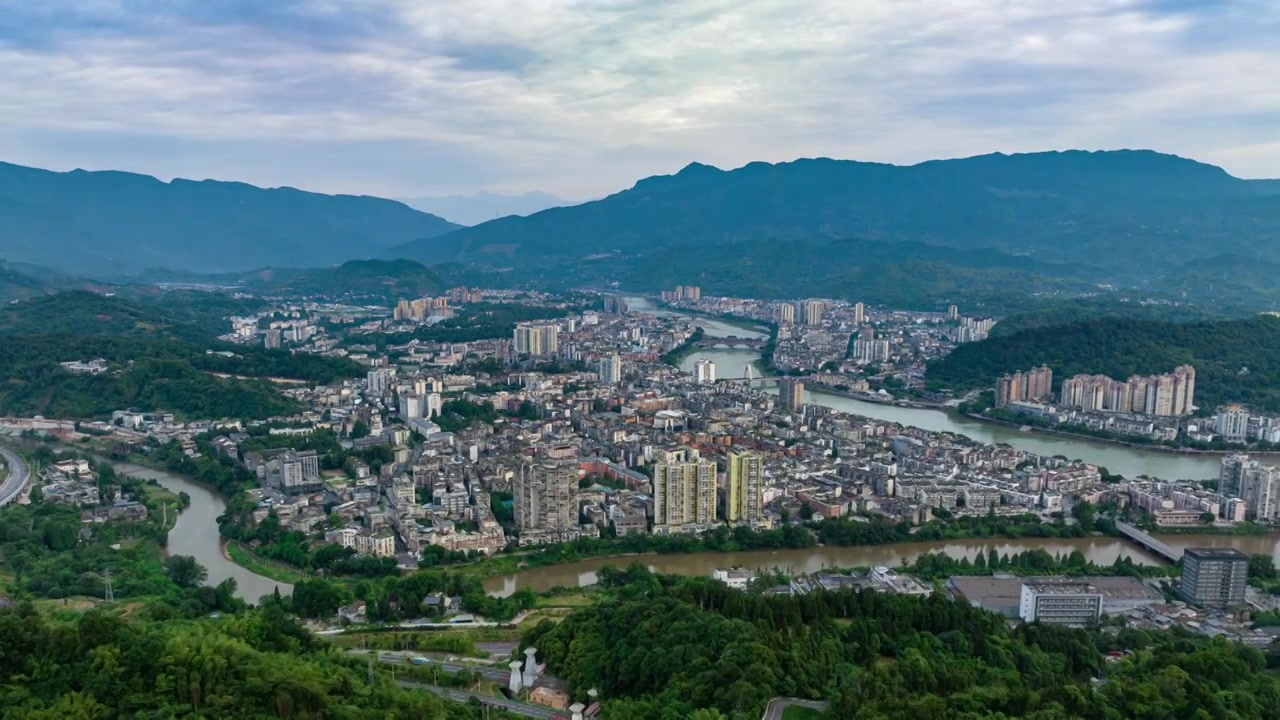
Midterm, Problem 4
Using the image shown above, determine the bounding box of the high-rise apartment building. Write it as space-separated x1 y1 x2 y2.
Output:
1219 454 1280 521
1179 547 1248 606
1215 405 1251 443
603 296 629 314
851 338 891 364
995 366 1053 407
1059 365 1195 417
800 299 826 326
367 368 395 396
652 448 716 530
515 460 579 533
513 323 559 356
726 452 764 524
694 359 716 384
599 354 623 384
779 378 805 412
394 296 450 322
773 303 795 325
948 305 959 320
852 302 865 326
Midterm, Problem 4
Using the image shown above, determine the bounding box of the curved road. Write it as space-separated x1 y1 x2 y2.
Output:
764 697 828 720
0 445 30 507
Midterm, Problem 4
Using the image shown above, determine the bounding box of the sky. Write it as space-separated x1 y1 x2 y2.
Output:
0 0 1277 199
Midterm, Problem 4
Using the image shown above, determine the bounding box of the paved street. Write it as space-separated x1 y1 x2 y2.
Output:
398 681 559 719
763 697 828 720
357 650 516 684
0 444 30 507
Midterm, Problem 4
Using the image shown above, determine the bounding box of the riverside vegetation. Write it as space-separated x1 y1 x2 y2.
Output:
517 565 1280 719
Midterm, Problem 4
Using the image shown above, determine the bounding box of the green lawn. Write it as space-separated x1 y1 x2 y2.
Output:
782 707 824 720
225 542 310 584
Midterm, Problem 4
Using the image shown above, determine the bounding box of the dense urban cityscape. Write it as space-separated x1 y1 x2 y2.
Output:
5 3 1280 715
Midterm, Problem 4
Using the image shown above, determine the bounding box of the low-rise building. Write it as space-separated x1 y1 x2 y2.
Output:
1019 580 1102 626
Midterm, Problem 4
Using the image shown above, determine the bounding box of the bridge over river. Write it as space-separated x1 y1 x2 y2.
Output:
693 336 768 349
1114 521 1184 563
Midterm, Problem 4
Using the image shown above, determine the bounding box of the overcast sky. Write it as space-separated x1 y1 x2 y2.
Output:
1 0 1276 198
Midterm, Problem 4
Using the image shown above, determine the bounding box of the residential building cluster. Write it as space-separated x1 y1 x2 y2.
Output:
1059 365 1197 417
994 366 1054 407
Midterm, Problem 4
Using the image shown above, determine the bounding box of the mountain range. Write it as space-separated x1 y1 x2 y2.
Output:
0 161 460 275
389 150 1280 273
399 191 576 226
5 150 1280 310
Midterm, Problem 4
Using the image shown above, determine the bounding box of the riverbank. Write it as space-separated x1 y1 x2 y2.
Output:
483 532 1280 595
965 412 1280 458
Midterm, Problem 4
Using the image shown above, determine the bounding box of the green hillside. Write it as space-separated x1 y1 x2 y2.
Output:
0 290 215 340
0 291 362 420
929 315 1280 411
250 258 445 299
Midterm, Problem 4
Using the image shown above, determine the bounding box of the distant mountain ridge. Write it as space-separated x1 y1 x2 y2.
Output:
0 161 462 275
389 150 1280 274
399 190 577 225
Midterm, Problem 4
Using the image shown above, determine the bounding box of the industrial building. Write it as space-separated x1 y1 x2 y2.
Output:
1018 580 1103 626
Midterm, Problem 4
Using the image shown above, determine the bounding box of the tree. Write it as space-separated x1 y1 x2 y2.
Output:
290 579 350 619
1199 511 1217 525
1249 554 1277 581
28 484 43 504
350 420 370 439
163 555 209 588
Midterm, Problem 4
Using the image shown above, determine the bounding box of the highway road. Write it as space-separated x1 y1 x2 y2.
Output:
763 697 828 720
358 650 517 684
399 681 559 718
0 444 30 508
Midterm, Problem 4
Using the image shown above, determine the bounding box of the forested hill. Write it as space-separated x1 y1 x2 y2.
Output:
0 291 363 420
928 315 1280 411
0 160 461 275
0 604 462 718
522 565 1280 718
245 258 445 299
0 290 215 341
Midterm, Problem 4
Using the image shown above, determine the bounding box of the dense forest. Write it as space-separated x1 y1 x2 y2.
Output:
352 301 588 348
0 290 220 340
0 335 360 420
522 566 1280 719
929 315 1280 411
246 259 445 299
0 602 492 718
985 300 1251 339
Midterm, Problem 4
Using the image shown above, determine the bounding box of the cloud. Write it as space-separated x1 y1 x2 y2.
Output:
0 0 1276 197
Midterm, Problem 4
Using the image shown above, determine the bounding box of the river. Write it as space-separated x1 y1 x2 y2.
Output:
484 534 1280 596
108 461 291 602
627 296 1222 481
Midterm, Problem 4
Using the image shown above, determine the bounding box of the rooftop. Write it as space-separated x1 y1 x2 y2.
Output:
1184 547 1250 560
1025 581 1100 595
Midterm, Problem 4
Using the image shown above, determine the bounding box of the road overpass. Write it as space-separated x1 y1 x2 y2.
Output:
0 444 31 508
1114 521 1183 563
